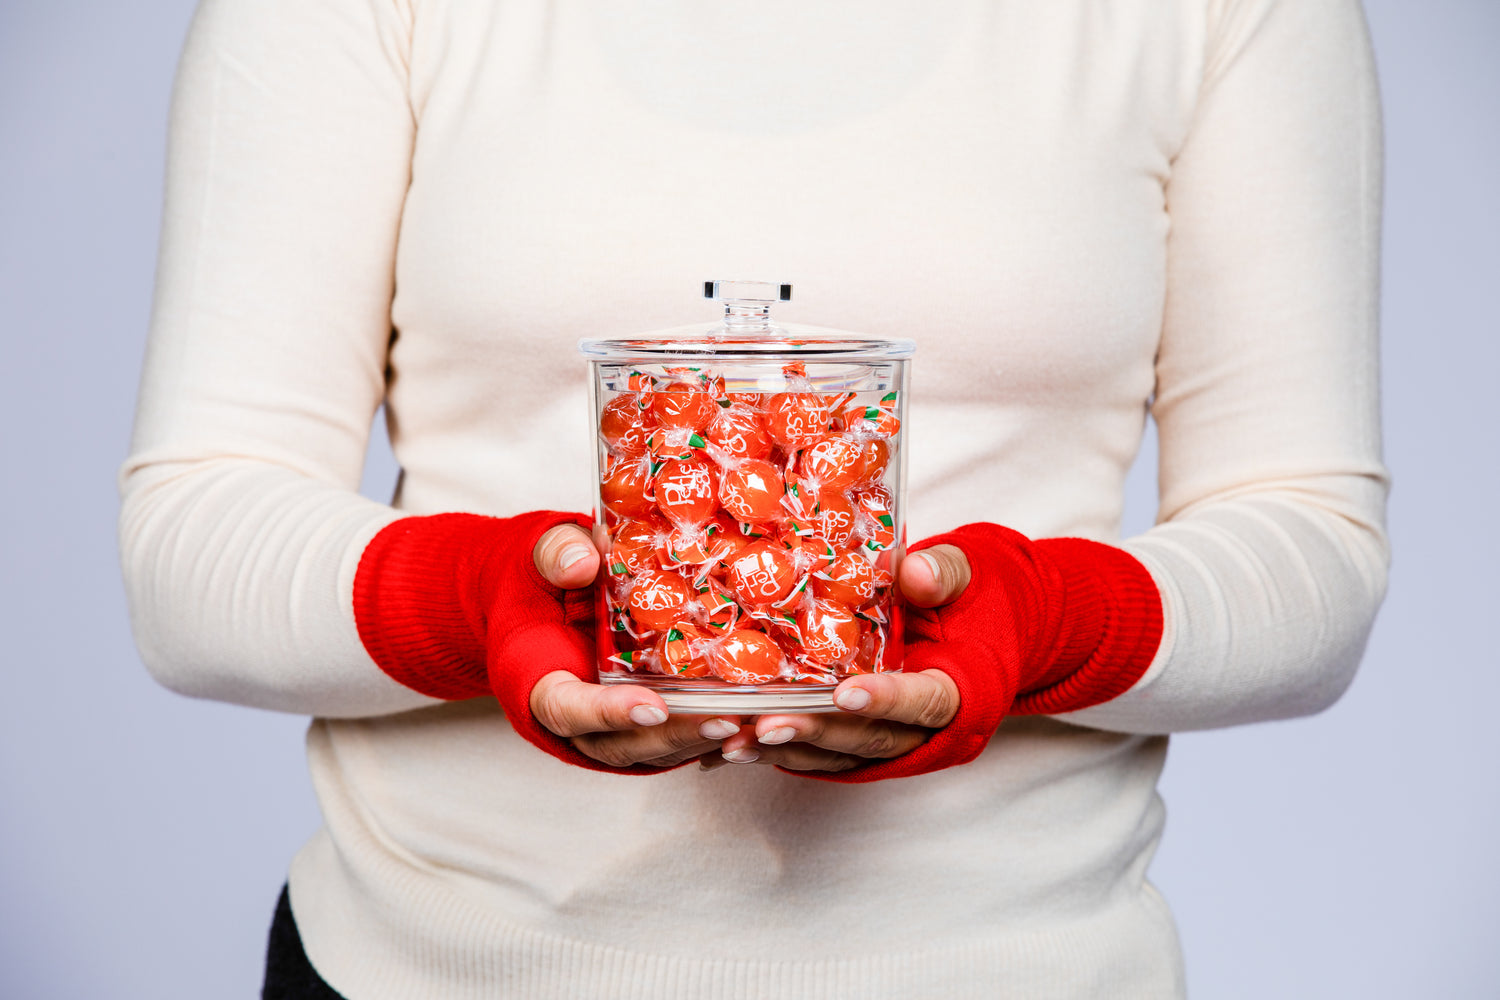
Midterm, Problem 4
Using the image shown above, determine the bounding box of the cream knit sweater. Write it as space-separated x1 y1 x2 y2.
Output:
120 1 1387 996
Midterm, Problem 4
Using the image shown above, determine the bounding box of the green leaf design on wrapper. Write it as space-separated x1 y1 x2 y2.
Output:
864 407 881 420
881 391 898 404
878 514 894 528
688 433 707 449
667 628 684 642
617 650 637 664
611 562 628 575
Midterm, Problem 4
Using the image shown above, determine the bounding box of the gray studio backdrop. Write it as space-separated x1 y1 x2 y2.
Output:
1 2 1496 997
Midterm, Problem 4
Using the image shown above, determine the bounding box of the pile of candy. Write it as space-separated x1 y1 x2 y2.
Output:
597 362 902 687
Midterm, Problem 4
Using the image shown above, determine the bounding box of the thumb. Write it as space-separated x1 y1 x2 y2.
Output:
529 670 669 737
899 544 972 608
534 523 601 589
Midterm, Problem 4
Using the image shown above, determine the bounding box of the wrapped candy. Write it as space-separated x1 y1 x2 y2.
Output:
853 487 896 552
706 400 775 461
707 513 753 571
796 599 862 666
709 629 785 686
657 621 714 678
798 535 840 576
601 459 657 520
717 458 785 524
654 458 717 526
841 391 902 439
725 539 801 607
626 570 693 632
813 550 879 607
765 392 826 451
799 435 865 492
856 437 890 486
813 490 858 549
608 516 669 575
650 380 719 431
657 520 725 571
695 577 742 633
599 394 654 459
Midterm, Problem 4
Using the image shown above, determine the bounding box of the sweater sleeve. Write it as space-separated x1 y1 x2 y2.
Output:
118 0 438 717
1057 0 1389 734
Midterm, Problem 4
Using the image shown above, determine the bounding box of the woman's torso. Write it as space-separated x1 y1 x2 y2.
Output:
294 2 1201 995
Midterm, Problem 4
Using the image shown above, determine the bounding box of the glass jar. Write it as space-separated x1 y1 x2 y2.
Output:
579 281 914 714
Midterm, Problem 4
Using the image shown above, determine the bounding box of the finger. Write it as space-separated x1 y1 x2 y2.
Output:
696 716 742 741
638 739 723 769
717 726 762 763
746 742 864 772
898 544 971 608
534 523 601 590
529 671 669 738
574 724 722 769
752 713 928 759
831 670 960 729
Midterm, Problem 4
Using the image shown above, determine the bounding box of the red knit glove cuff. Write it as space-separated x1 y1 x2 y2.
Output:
354 511 585 696
1010 537 1163 716
803 523 1162 784
355 511 677 773
911 526 1162 720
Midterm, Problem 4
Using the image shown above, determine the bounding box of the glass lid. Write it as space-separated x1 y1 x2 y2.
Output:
578 280 916 362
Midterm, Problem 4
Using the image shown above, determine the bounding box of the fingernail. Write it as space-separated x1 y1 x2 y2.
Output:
759 726 796 745
699 718 739 740
560 546 595 571
835 687 871 711
629 705 668 726
914 551 940 583
722 748 760 764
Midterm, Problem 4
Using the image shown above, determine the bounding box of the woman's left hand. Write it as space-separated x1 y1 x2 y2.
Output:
702 544 969 772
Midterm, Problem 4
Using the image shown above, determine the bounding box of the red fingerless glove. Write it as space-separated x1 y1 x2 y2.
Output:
352 510 661 773
813 522 1164 783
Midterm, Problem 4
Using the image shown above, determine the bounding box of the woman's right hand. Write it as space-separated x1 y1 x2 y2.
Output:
529 671 740 769
529 522 740 769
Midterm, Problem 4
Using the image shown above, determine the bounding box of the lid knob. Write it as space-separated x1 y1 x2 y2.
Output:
704 280 791 333
703 280 792 303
